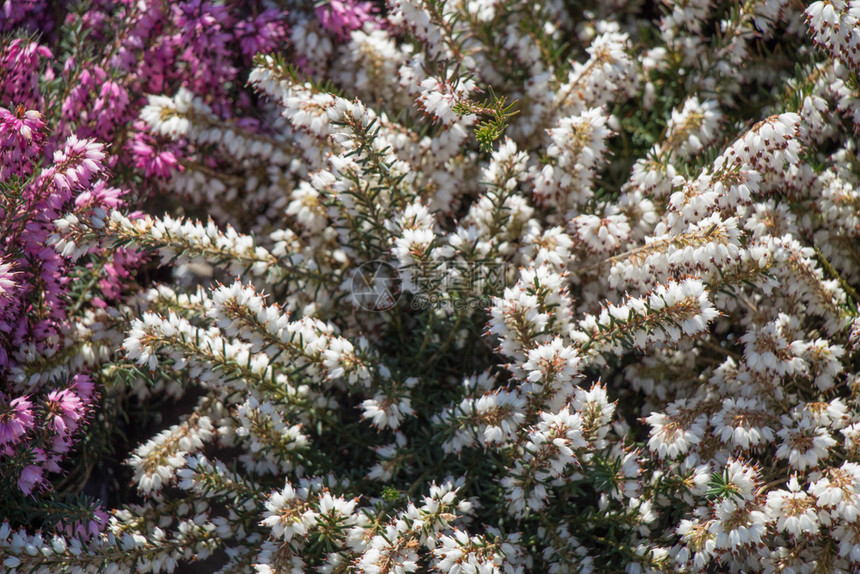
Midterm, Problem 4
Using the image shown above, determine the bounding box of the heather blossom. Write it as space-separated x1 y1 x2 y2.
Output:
0 396 34 446
316 0 377 39
1 0 860 572
42 390 85 437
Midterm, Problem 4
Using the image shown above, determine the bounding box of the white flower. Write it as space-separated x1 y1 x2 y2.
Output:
709 498 770 550
776 417 836 471
261 482 317 542
357 523 419 574
665 97 721 158
646 401 707 459
362 392 414 430
522 338 581 393
809 462 860 521
571 214 631 255
711 397 776 451
766 476 819 537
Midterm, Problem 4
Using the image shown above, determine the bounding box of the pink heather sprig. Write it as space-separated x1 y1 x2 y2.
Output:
48 135 108 196
165 0 241 114
316 0 377 40
0 124 117 498
90 80 131 140
57 506 109 540
0 39 51 110
0 38 146 512
0 106 45 181
128 122 183 178
0 133 119 364
0 258 20 336
58 65 134 143
235 8 289 59
97 247 149 305
0 260 22 369
0 375 95 496
43 389 86 437
0 0 53 35
0 396 34 446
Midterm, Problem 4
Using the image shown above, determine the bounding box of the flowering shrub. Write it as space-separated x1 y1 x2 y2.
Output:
2 0 860 573
0 0 364 541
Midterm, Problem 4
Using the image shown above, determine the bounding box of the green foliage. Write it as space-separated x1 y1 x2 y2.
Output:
705 470 743 502
453 87 519 152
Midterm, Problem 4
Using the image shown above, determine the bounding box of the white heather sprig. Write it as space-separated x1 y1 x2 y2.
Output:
608 214 742 290
208 281 380 388
501 406 587 516
261 481 317 543
140 89 293 165
556 31 637 115
574 278 719 357
127 405 216 495
665 97 722 159
434 389 527 454
806 1 860 71
533 107 612 215
233 397 309 474
646 399 708 460
102 211 284 280
122 311 308 407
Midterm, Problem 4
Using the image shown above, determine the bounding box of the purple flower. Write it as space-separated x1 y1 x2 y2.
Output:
0 260 20 334
0 39 51 109
316 0 376 40
235 8 288 58
170 0 237 97
58 506 109 540
0 396 34 445
17 464 43 495
1 0 50 33
0 106 45 181
91 80 130 139
75 179 125 211
129 127 182 178
99 248 147 301
43 389 85 437
71 374 95 402
50 135 107 193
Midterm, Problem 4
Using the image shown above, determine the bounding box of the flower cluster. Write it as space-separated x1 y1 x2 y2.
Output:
2 0 860 573
0 99 113 504
0 0 375 539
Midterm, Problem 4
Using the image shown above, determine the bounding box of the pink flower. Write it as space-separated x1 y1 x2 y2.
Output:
71 374 95 401
50 434 73 455
99 247 146 301
17 464 43 495
316 0 376 40
0 39 51 109
0 260 20 321
59 506 109 540
129 129 181 178
0 106 43 140
235 9 288 58
0 396 34 445
0 105 45 180
91 80 130 138
1 0 52 35
43 389 85 437
75 179 125 210
51 135 107 193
